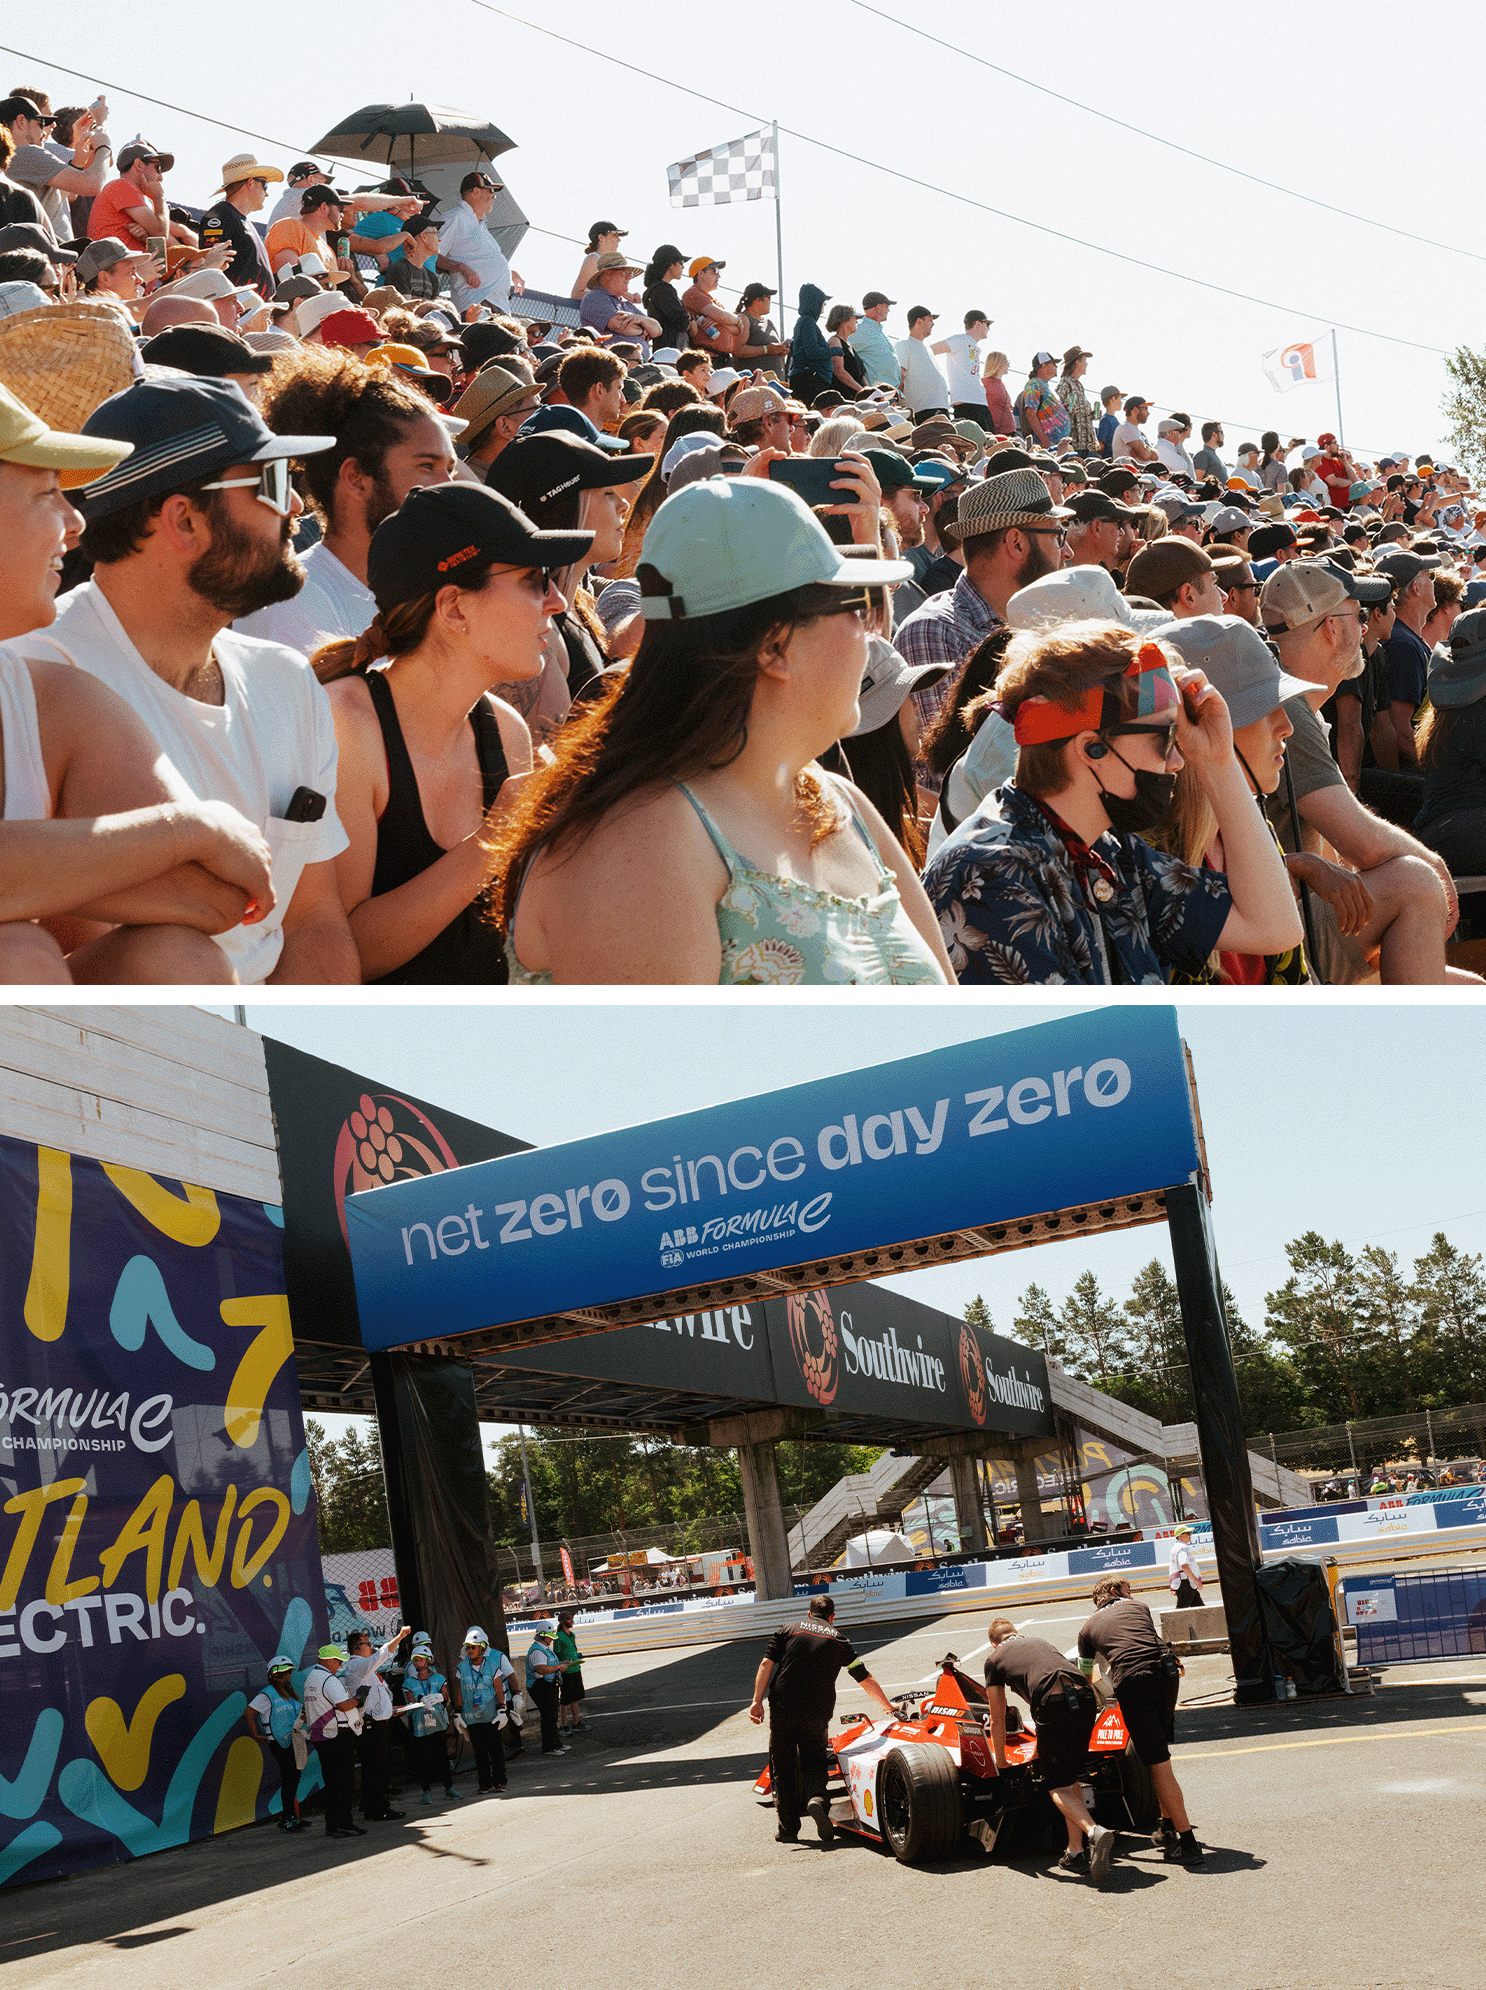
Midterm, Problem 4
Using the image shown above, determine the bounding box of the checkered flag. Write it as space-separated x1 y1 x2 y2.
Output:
667 129 776 206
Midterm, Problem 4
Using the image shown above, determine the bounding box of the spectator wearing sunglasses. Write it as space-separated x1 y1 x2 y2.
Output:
0 379 274 984
438 172 523 317
487 478 951 984
22 377 359 984
313 484 591 984
0 94 113 243
197 153 281 294
922 625 1301 984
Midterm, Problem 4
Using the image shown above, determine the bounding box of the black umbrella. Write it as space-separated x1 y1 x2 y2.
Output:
311 103 516 179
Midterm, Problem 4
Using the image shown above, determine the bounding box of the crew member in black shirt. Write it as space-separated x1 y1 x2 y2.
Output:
1078 1576 1203 1865
748 1596 893 1844
984 1617 1115 1881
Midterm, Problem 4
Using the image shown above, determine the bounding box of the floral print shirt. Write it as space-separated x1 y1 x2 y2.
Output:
922 782 1233 985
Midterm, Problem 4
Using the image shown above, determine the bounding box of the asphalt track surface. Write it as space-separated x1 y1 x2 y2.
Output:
7 1592 1485 1990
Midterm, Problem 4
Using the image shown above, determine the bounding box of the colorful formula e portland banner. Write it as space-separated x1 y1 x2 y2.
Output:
0 1134 323 1887
346 1007 1200 1351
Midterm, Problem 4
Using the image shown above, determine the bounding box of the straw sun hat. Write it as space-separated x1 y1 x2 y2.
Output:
0 301 138 437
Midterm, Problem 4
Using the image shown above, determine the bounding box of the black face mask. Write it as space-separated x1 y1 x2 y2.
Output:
1095 743 1177 835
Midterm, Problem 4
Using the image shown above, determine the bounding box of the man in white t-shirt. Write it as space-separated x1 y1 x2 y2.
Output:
1167 1525 1203 1609
1112 394 1159 464
24 377 358 985
895 306 950 418
437 171 524 316
240 355 456 654
931 308 992 420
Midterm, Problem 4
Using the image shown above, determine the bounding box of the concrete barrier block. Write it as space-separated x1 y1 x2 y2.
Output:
1160 1604 1228 1647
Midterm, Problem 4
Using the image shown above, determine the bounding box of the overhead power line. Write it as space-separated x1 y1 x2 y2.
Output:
461 2 1447 356
847 0 1486 268
0 43 586 247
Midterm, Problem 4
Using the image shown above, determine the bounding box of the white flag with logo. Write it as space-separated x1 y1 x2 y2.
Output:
667 129 776 206
1261 337 1336 393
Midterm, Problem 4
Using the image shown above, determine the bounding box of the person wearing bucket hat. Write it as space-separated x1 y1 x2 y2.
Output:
245 1655 307 1832
242 348 457 656
453 1624 514 1792
1258 557 1464 983
1153 615 1332 983
0 377 281 985
302 1643 365 1837
197 154 281 293
818 637 948 865
922 623 1302 984
25 376 361 985
395 1634 459 1803
1413 604 1486 880
314 483 589 985
486 477 951 985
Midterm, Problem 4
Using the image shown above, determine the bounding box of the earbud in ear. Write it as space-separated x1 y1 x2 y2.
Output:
1085 739 1108 759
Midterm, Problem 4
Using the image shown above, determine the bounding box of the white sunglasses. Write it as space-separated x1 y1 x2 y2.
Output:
199 457 294 516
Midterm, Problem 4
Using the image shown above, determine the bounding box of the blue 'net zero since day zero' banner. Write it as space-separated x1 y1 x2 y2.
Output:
347 1005 1200 1349
0 1133 324 1886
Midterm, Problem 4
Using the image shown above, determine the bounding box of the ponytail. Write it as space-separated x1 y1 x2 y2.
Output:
309 592 447 684
311 615 389 684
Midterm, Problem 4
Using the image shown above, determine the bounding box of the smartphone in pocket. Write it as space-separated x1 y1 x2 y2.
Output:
768 456 850 509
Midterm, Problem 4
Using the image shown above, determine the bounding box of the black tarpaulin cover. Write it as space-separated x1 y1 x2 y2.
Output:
1254 1558 1344 1696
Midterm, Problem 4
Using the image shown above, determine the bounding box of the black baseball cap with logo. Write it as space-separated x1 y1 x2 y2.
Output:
486 432 652 522
365 483 594 614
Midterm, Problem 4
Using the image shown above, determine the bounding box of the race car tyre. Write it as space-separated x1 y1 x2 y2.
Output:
878 1744 963 1864
1090 1741 1158 1831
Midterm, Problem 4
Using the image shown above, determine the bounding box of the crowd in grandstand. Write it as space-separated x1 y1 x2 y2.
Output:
0 84 1482 984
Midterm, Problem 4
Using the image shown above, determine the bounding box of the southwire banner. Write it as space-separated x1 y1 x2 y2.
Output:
346 1008 1200 1350
0 1134 324 1887
491 1281 1052 1438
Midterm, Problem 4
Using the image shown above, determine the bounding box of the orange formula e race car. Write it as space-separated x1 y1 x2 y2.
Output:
753 1651 1159 1863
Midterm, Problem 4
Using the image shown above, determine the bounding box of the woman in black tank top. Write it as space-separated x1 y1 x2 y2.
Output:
311 484 593 982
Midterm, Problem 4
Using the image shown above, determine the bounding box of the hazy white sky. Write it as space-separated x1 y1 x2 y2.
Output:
230 998 1486 1374
19 0 1483 458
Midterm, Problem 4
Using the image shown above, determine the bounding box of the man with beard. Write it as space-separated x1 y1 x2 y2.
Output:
26 377 358 983
239 349 457 653
895 465 1071 788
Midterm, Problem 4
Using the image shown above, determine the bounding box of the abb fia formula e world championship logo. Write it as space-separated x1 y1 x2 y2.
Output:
787 1288 839 1406
333 1092 460 1245
958 1322 988 1426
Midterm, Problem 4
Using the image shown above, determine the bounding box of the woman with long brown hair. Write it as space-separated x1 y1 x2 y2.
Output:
486 479 951 984
315 483 591 984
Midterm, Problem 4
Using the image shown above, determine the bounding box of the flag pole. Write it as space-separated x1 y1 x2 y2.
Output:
772 121 785 339
1332 328 1344 449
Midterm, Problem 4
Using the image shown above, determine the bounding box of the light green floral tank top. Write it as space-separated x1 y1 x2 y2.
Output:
507 779 948 986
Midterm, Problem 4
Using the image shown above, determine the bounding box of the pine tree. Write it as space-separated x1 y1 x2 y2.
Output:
1264 1232 1370 1418
1122 1260 1192 1421
1057 1270 1133 1386
1014 1282 1065 1363
1411 1232 1486 1404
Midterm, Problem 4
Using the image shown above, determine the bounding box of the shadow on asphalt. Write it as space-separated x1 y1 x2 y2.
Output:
3 1629 1473 1963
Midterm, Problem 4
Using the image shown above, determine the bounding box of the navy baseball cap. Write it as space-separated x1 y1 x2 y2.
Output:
78 377 333 517
521 402 628 454
365 483 594 615
860 447 942 494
